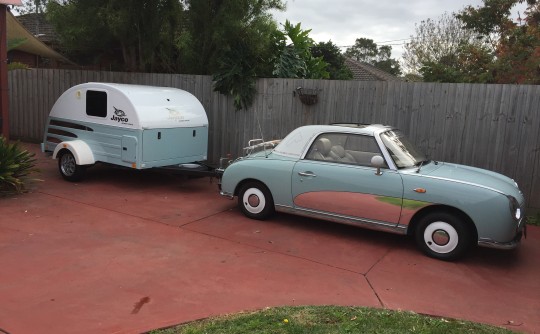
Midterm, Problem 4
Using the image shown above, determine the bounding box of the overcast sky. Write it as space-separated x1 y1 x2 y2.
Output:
271 0 526 60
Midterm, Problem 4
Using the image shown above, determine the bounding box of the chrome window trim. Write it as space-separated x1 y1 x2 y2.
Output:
373 128 399 170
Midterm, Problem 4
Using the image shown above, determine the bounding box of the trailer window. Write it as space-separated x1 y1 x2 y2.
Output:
86 90 107 118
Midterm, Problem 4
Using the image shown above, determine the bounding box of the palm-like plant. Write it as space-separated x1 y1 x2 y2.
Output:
0 137 38 195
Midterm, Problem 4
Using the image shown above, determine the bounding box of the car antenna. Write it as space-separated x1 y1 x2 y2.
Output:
255 109 268 158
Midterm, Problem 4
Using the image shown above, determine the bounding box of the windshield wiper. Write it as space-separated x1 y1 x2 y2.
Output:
416 159 430 173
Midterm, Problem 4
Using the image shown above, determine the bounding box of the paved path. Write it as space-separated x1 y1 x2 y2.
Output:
0 144 539 334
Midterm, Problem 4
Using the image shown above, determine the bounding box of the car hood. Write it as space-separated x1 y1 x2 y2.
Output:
420 162 524 202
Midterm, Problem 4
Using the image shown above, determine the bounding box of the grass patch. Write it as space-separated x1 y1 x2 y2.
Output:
148 306 514 334
527 212 539 226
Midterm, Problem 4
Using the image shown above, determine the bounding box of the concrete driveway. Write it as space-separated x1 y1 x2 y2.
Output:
0 144 539 334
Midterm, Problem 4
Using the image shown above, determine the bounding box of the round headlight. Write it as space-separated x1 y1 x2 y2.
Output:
515 208 522 220
507 195 521 221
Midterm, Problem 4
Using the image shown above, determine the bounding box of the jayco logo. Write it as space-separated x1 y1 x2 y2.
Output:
167 108 186 122
111 107 129 123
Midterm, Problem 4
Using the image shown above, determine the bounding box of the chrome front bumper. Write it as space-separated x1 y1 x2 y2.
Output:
220 190 234 199
478 218 527 250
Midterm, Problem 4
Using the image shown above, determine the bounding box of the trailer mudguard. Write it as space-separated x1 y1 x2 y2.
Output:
52 140 95 165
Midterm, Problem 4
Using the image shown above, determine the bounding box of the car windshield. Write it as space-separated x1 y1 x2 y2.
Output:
380 130 427 169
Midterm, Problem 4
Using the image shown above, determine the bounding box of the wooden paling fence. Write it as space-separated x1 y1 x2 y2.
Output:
8 69 540 208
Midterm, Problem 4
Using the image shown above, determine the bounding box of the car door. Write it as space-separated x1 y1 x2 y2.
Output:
291 133 404 225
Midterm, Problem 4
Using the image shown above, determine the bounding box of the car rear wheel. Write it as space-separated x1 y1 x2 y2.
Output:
58 150 86 182
238 181 275 220
415 212 474 261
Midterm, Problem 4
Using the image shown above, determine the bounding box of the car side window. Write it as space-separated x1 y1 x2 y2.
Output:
344 134 386 167
305 133 385 167
306 135 334 161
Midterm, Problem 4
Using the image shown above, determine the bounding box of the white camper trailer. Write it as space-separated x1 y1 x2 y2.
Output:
42 83 210 181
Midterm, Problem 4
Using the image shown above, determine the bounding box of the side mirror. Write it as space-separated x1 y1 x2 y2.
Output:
371 155 385 176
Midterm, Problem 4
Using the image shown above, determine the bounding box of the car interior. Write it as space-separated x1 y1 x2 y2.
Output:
305 133 386 167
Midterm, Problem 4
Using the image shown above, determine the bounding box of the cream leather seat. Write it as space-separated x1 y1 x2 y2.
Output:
307 138 333 161
330 145 356 163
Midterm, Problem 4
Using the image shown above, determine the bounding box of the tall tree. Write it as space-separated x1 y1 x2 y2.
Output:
272 20 329 79
372 45 402 76
214 19 330 110
105 0 181 72
180 0 285 110
419 44 494 82
457 0 540 84
311 41 352 80
46 0 183 72
46 0 114 66
345 38 378 63
403 12 487 77
180 0 284 75
345 38 401 76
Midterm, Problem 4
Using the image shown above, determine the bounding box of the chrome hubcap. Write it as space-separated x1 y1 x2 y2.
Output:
242 187 266 214
432 229 450 246
61 154 76 176
248 194 260 207
423 221 459 254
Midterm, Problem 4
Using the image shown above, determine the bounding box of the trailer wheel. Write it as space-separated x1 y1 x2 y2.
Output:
58 150 86 182
238 181 274 220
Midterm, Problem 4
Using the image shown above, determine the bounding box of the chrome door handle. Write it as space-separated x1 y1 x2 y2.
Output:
298 171 316 177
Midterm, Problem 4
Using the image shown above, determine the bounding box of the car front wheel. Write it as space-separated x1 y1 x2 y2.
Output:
58 150 86 182
415 212 474 261
238 181 275 220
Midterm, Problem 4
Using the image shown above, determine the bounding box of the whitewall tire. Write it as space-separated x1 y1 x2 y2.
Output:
238 181 274 220
415 212 474 261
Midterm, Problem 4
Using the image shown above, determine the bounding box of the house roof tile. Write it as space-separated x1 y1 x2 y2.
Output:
15 12 56 43
345 58 402 82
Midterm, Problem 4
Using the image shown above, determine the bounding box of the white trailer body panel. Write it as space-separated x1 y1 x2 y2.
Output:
42 83 209 169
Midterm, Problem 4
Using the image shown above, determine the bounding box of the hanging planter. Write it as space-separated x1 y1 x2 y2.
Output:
294 87 319 106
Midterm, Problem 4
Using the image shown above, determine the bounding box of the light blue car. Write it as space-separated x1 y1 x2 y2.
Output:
220 124 527 260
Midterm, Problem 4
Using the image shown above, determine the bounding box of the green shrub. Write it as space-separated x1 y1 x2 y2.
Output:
528 212 540 226
8 62 30 70
0 137 38 195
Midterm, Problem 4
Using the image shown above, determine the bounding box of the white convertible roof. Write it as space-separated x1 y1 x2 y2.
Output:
49 82 208 129
273 124 391 158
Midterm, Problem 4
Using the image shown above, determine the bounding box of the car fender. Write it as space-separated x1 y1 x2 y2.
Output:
221 157 297 207
52 140 95 165
401 174 517 243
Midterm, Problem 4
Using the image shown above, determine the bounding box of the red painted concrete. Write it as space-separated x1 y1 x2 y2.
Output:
185 209 402 274
0 143 539 333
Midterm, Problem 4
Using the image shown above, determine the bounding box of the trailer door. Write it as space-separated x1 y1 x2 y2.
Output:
121 135 138 163
142 127 208 166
